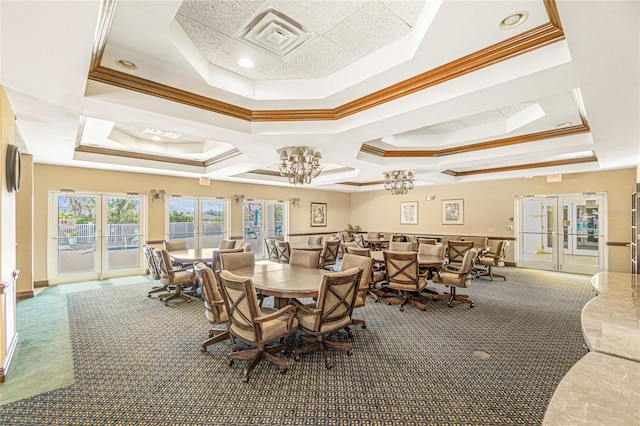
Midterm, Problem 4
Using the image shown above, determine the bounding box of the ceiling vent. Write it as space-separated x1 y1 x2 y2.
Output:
236 8 314 58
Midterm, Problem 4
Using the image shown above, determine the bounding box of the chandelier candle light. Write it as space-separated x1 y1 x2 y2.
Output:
384 170 415 195
279 146 323 185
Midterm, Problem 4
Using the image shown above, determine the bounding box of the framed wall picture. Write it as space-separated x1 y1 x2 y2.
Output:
310 202 327 227
442 199 464 225
400 201 418 225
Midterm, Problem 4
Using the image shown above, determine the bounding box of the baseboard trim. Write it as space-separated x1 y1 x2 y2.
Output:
505 262 516 267
34 280 49 288
16 290 34 300
0 332 19 383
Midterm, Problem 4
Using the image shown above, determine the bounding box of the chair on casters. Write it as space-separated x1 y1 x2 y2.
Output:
219 252 256 271
289 249 320 268
389 241 412 251
318 239 340 270
193 263 231 352
446 240 474 269
432 248 478 308
306 235 323 245
476 240 510 281
215 270 298 382
383 251 429 312
346 246 386 302
153 249 198 305
163 240 189 267
218 239 236 249
341 254 374 330
275 241 291 263
144 245 169 297
265 238 279 262
292 267 363 369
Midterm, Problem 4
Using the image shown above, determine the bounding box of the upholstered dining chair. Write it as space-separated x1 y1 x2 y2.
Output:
341 254 373 330
418 243 445 279
211 248 243 272
241 242 253 252
144 245 168 297
383 251 429 312
346 246 386 301
289 249 320 268
218 239 236 250
163 240 189 266
417 237 437 246
318 238 340 270
292 267 363 369
153 248 198 305
265 238 279 262
275 241 291 263
389 241 413 251
476 240 510 281
193 262 231 353
432 248 478 307
353 234 366 248
339 241 359 259
219 252 256 271
307 235 323 245
446 240 475 269
214 270 298 382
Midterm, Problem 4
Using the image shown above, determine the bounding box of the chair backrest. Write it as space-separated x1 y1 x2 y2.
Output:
418 243 444 257
143 245 161 279
218 240 236 250
215 270 264 344
275 241 291 263
391 234 405 242
381 232 393 241
389 241 413 251
310 267 362 333
341 254 373 308
447 240 475 266
211 248 243 271
367 231 380 240
417 237 437 246
290 249 320 268
346 246 371 257
153 249 175 284
384 251 421 291
220 252 256 271
265 238 279 261
353 234 365 248
164 240 188 252
307 235 323 245
241 242 253 252
457 248 478 285
319 239 340 268
194 262 226 324
484 240 510 266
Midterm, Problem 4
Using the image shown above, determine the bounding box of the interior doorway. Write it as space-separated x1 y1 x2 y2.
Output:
243 200 286 259
516 193 606 274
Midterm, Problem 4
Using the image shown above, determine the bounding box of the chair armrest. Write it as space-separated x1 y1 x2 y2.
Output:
255 304 297 330
290 298 320 315
172 265 193 273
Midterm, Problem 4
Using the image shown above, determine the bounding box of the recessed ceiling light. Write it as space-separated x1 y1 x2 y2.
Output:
500 12 528 30
555 121 572 128
115 59 138 70
238 58 254 68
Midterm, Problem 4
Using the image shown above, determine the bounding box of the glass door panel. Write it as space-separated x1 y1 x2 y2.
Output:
243 200 285 259
104 196 143 274
200 199 226 248
518 197 557 270
167 198 196 248
560 195 604 274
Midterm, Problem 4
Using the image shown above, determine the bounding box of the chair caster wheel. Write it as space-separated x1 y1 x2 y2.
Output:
325 363 333 369
209 334 214 338
386 301 391 305
279 368 287 374
503 278 508 281
294 355 301 362
201 347 207 353
361 324 366 329
448 303 453 308
421 307 426 311
347 350 353 356
399 307 404 312
147 294 151 298
242 376 249 383
470 304 475 308
164 302 169 306
227 359 234 367
374 299 379 303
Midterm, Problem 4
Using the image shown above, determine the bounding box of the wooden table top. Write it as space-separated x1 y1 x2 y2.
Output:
370 251 445 268
229 263 328 299
169 248 218 263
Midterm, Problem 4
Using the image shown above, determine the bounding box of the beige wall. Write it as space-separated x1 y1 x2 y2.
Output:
33 164 352 282
1 87 18 380
16 154 33 296
351 168 636 272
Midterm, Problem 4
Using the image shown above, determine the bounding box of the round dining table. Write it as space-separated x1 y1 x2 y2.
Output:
370 251 445 268
229 263 328 307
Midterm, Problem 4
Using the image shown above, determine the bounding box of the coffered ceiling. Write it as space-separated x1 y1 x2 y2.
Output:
1 0 638 192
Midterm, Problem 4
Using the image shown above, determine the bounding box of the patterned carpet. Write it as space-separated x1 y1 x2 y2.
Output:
0 267 593 425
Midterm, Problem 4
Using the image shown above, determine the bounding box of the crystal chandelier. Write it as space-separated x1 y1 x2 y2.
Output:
278 146 323 185
383 170 415 195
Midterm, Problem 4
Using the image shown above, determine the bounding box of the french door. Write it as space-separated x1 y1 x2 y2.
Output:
243 200 286 259
516 193 606 274
49 192 145 284
166 198 229 249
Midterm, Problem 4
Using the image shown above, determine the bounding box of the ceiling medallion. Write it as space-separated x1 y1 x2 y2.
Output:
384 170 415 195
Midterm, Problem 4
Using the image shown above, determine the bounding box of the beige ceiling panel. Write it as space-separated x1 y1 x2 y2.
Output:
269 0 369 34
177 0 264 37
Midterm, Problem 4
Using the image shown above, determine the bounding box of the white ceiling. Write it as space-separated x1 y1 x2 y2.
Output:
0 0 638 192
